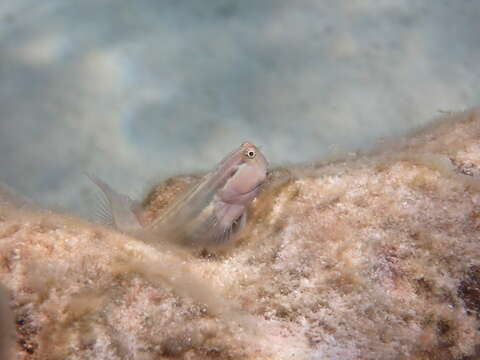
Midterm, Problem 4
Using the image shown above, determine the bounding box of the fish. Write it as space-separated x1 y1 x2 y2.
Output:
90 142 268 248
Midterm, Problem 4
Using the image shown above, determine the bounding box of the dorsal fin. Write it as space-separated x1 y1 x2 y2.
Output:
87 173 142 233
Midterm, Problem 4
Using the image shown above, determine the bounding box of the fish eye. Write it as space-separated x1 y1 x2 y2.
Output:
245 148 256 159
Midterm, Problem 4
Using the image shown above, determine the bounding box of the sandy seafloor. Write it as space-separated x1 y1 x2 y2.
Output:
0 0 479 217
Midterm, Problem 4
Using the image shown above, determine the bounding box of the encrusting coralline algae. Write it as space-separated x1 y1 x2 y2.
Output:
1 108 480 359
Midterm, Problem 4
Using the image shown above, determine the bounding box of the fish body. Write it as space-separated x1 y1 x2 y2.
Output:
90 142 268 247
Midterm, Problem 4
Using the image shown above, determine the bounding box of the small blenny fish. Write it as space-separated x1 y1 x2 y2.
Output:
90 142 268 247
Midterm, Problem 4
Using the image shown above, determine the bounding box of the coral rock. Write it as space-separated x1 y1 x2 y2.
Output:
2 108 480 359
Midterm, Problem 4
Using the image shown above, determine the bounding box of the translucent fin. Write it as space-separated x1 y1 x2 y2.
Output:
234 211 247 233
86 173 142 233
180 202 246 247
92 188 115 226
193 209 233 247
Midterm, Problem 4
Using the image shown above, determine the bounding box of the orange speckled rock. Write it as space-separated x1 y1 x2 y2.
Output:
140 174 202 224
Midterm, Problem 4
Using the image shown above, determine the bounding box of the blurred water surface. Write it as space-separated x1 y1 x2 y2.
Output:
0 0 479 216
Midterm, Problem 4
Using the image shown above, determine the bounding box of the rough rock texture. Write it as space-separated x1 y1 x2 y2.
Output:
1 108 480 359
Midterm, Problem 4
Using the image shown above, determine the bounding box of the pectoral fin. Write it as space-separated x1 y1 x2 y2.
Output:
201 201 246 246
164 201 246 247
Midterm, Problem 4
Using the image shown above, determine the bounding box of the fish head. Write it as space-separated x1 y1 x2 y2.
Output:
218 141 268 204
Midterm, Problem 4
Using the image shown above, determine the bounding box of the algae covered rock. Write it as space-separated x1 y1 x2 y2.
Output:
1 109 480 359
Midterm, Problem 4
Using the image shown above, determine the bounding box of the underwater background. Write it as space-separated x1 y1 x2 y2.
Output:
0 0 479 217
